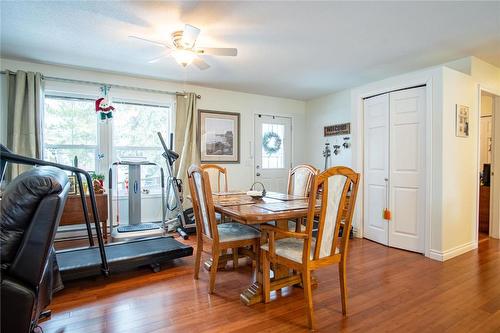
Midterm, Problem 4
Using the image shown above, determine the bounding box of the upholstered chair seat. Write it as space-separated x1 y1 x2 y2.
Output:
218 223 260 242
261 237 340 264
262 238 312 263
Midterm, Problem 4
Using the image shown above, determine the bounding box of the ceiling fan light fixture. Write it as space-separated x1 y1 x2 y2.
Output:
172 50 196 67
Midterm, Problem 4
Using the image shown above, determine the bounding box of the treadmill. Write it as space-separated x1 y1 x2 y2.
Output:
0 146 193 281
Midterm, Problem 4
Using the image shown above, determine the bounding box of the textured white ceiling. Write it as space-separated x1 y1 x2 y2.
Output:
1 1 499 100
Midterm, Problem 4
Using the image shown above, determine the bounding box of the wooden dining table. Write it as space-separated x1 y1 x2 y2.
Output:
211 191 317 305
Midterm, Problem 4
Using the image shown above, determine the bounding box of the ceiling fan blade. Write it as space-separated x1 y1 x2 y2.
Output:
193 57 210 70
196 47 238 56
182 24 201 48
128 35 170 49
148 55 166 64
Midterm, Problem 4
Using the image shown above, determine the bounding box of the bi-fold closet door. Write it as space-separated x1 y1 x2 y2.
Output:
363 86 426 253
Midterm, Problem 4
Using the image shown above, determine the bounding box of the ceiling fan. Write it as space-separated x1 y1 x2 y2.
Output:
129 24 237 70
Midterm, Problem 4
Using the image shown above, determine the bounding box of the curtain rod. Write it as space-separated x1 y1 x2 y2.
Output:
0 70 201 99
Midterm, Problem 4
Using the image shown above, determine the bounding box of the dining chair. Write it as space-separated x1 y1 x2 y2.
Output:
260 166 360 329
287 164 318 232
201 164 228 193
287 164 317 197
187 164 260 294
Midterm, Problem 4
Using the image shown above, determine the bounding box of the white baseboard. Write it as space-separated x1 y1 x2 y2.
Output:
428 241 477 261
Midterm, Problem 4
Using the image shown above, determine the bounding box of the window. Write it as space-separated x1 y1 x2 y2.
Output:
43 96 98 171
261 123 285 169
112 101 172 194
43 94 172 192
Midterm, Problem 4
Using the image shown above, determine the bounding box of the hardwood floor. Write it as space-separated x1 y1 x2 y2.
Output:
42 236 500 332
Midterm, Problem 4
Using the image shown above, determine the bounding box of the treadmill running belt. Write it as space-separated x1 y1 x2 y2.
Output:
57 236 193 281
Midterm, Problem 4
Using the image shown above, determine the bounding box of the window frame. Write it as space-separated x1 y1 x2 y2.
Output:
43 94 100 172
42 91 174 180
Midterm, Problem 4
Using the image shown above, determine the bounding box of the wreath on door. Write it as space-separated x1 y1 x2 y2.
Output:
262 131 282 155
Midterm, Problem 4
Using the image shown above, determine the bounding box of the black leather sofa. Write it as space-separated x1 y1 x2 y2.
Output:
1 166 69 333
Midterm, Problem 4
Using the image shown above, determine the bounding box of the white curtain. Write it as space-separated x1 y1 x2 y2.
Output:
5 70 44 177
174 92 200 188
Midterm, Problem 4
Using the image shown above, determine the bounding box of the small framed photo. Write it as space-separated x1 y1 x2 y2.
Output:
456 104 470 137
199 109 240 163
68 175 78 195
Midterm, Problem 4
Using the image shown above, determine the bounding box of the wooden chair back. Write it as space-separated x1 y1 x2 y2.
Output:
304 166 360 263
187 165 219 242
201 164 228 193
287 164 317 197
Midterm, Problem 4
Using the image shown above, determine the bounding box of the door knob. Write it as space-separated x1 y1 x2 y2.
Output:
256 173 261 176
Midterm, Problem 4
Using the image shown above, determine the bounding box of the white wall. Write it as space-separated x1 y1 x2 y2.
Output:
440 67 477 254
304 90 351 170
470 57 500 92
0 58 307 191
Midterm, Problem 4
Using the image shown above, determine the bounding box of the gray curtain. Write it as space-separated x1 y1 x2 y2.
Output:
6 70 44 177
175 92 200 188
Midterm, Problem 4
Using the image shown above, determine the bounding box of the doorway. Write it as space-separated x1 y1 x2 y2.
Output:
478 90 500 240
254 114 292 192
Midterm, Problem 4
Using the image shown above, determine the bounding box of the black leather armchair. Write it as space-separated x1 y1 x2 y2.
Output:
1 166 69 333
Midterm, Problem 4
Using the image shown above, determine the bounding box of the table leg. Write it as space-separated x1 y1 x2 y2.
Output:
240 250 263 305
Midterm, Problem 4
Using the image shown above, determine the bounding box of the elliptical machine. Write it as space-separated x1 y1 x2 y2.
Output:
157 132 196 239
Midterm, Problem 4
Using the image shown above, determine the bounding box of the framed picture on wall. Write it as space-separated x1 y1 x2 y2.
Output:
199 109 240 163
456 104 470 137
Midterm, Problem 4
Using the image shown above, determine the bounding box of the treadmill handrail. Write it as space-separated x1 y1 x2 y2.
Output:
0 149 110 276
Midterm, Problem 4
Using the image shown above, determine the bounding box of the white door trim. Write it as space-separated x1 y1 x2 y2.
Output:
351 69 436 258
476 84 500 240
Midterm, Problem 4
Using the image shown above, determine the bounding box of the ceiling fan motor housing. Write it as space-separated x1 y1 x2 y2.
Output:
172 30 187 49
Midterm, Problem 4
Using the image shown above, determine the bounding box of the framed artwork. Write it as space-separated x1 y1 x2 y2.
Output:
68 175 78 195
456 104 470 137
199 109 240 163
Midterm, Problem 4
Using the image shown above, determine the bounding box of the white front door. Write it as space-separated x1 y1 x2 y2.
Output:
254 114 292 193
388 87 426 252
363 94 390 245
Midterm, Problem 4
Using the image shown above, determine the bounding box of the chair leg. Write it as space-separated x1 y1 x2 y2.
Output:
295 218 302 232
339 258 348 315
194 240 202 279
251 244 257 269
303 269 314 329
262 251 270 303
233 248 238 269
254 242 260 277
209 248 220 294
220 249 227 269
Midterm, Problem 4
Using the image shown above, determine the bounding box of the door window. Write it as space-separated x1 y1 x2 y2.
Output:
261 123 285 169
